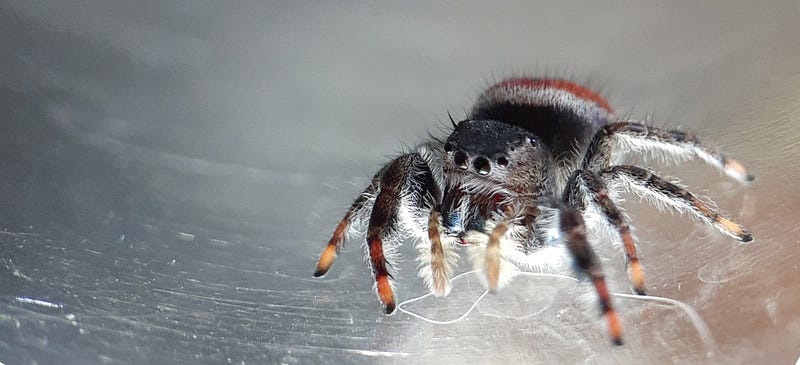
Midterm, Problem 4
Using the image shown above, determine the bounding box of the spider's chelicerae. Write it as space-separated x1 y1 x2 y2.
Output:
313 77 753 345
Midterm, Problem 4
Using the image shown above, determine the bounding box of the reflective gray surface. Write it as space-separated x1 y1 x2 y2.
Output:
1 1 800 364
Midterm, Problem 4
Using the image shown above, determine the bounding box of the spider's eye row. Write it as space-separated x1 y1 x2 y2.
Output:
443 142 453 152
453 151 468 170
496 156 509 167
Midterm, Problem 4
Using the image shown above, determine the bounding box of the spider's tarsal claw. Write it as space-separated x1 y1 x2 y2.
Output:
314 245 338 277
316 218 350 277
722 156 754 184
383 301 396 315
376 274 396 314
628 259 646 295
606 310 623 346
714 216 752 243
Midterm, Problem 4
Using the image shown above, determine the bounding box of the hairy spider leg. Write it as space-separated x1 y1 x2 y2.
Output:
583 121 755 184
426 210 453 296
365 154 427 314
560 207 624 346
603 165 752 242
484 219 510 292
314 168 384 277
565 170 647 295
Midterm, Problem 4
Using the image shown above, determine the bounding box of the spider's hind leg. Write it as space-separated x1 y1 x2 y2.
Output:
603 165 752 243
565 170 646 295
583 121 755 183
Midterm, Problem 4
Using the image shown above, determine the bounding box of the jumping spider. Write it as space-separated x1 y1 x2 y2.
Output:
313 77 753 344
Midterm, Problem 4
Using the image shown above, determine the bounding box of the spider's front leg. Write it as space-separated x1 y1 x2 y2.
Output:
560 207 624 346
565 170 646 295
314 167 384 277
583 121 755 183
314 151 442 314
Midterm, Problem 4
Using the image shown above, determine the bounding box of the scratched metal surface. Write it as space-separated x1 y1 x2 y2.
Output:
1 1 799 364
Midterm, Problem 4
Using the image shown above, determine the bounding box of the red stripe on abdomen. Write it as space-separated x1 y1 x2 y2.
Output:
493 78 614 114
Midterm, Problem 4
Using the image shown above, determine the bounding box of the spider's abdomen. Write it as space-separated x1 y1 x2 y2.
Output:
470 78 614 163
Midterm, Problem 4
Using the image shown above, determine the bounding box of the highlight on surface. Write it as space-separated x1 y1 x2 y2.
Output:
396 270 717 351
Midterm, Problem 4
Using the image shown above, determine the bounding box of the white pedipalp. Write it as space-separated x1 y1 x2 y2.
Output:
458 206 576 292
465 229 521 291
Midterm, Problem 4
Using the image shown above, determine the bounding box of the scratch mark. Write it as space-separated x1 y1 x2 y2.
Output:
399 270 716 352
349 349 410 357
322 182 341 191
0 231 39 238
15 296 64 309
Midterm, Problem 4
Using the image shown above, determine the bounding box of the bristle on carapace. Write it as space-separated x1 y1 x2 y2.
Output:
488 78 614 114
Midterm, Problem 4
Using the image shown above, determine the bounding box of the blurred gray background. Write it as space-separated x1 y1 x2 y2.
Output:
1 1 799 364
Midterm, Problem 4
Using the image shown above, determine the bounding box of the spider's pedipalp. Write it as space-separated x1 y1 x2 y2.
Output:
417 210 459 297
583 121 755 183
604 165 752 243
565 170 647 295
485 219 510 292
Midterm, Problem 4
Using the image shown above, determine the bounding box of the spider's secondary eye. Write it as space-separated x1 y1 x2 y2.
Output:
443 142 453 152
496 156 509 167
454 151 468 169
527 137 537 148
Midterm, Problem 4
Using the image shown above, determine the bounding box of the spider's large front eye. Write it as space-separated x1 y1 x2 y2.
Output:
443 142 453 152
527 137 537 148
454 151 468 170
473 156 491 175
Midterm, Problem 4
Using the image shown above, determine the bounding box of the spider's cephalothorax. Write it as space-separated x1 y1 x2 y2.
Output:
313 77 754 345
